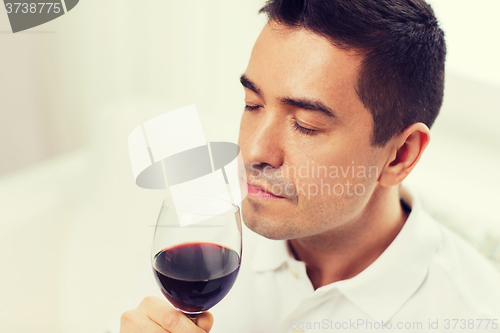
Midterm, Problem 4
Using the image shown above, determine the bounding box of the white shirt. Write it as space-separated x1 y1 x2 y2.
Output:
114 185 500 333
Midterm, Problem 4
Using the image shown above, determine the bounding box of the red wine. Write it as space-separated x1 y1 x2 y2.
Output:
153 243 240 313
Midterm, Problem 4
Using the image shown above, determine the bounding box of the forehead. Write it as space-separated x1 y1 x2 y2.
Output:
245 22 367 122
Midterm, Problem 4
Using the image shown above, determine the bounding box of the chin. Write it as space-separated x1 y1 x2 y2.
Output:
246 224 288 240
242 212 295 240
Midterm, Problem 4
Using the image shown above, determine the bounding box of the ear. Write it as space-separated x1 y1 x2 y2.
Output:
379 122 430 187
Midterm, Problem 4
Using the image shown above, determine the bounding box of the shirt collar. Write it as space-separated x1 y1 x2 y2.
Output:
251 184 442 323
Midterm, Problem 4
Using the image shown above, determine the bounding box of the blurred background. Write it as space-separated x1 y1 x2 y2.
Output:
0 0 499 332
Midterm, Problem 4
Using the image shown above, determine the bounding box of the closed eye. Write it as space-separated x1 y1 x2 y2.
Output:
244 105 261 112
245 104 317 135
293 121 317 135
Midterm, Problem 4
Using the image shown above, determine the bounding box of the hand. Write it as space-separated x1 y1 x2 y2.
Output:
120 296 214 333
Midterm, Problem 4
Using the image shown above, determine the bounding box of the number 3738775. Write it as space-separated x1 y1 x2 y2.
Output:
5 3 62 14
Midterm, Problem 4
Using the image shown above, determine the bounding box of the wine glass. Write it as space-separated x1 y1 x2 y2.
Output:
151 195 242 320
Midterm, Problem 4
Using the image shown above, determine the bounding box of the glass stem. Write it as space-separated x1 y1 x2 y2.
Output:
185 312 198 322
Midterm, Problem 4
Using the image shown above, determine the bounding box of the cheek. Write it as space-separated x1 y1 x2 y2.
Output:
293 161 378 216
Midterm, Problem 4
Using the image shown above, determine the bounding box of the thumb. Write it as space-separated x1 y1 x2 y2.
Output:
195 311 214 332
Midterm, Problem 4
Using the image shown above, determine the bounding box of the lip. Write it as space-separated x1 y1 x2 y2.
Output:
247 182 285 200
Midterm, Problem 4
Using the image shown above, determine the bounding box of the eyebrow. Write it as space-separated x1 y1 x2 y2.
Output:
240 74 337 119
279 97 336 119
240 74 263 96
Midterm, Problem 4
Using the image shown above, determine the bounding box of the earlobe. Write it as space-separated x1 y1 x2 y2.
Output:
379 123 430 187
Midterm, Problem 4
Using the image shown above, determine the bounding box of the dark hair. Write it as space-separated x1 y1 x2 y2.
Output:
259 0 446 147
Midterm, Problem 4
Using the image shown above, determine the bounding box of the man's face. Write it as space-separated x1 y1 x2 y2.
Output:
238 21 387 240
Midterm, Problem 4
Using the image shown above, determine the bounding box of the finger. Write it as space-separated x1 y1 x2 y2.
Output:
139 296 206 333
195 312 214 333
120 309 167 333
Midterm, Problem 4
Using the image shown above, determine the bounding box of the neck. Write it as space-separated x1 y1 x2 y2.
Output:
288 185 408 290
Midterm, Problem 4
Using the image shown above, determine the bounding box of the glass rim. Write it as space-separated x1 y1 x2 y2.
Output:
162 195 240 216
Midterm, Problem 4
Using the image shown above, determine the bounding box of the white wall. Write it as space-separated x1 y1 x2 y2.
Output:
0 0 266 175
427 0 500 87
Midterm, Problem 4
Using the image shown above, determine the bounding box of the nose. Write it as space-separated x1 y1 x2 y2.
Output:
241 110 284 170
